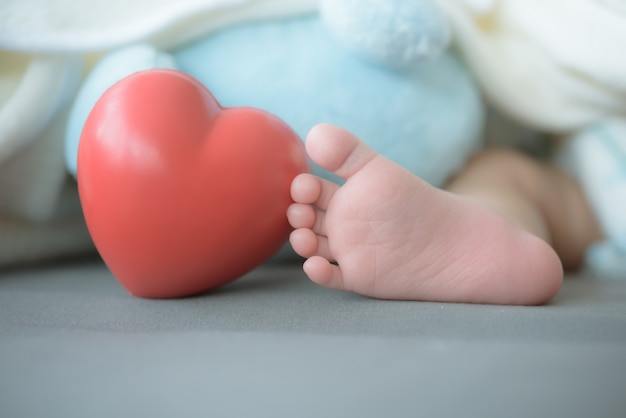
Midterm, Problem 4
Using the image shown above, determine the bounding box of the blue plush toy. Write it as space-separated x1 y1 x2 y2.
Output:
66 0 484 188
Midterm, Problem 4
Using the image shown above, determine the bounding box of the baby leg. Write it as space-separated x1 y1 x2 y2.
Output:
288 124 572 305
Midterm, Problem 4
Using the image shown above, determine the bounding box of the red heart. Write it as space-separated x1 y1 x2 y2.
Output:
78 69 309 298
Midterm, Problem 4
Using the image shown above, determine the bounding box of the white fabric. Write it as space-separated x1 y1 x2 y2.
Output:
0 0 317 52
436 0 626 132
0 54 82 220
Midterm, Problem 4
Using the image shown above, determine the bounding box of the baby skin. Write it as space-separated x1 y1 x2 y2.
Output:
287 124 603 305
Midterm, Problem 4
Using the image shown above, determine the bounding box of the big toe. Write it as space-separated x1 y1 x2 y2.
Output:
306 124 378 180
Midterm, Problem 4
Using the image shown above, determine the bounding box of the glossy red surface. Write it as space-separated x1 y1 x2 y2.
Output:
78 69 309 298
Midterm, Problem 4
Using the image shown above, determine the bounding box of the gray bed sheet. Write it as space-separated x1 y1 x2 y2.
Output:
1 259 625 418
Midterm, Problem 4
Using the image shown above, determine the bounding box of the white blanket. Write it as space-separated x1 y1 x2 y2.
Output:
0 0 318 51
437 0 626 132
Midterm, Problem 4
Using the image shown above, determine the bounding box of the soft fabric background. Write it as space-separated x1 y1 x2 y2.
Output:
1 0 625 271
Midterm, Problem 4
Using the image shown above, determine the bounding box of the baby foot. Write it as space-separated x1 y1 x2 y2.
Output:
287 124 563 305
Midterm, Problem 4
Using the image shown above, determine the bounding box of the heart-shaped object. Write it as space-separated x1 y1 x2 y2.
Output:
78 69 309 298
